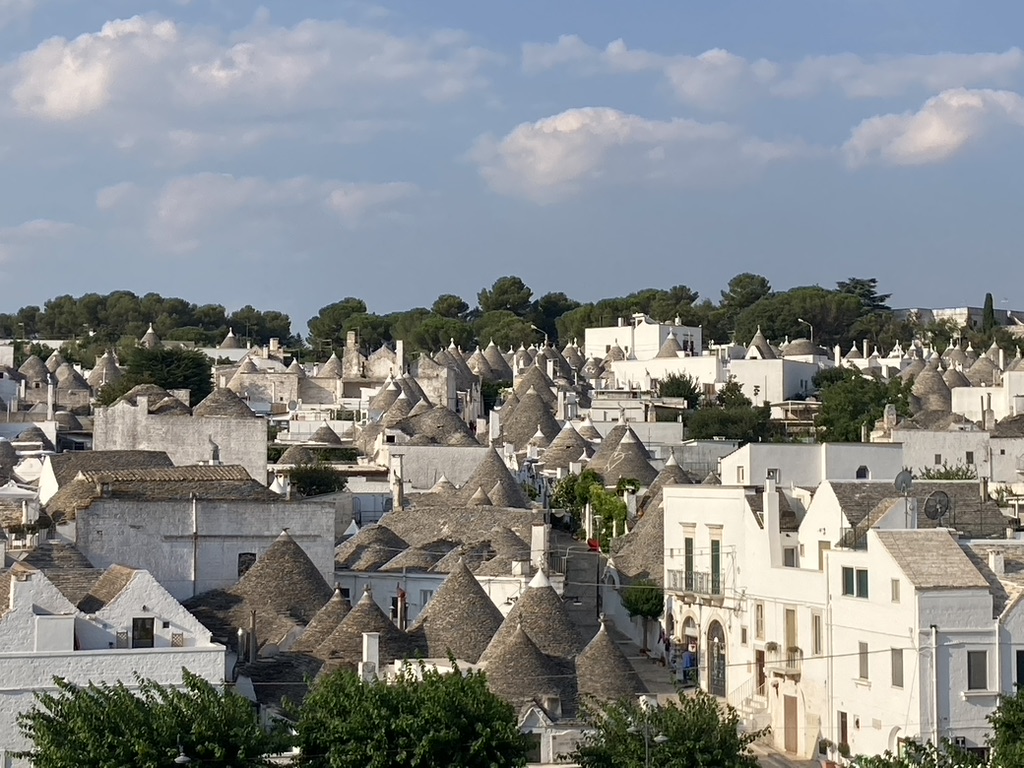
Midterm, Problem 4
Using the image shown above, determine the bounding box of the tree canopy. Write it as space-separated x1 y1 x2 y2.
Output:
293 664 529 768
568 688 764 768
16 670 287 768
813 367 911 442
687 378 776 444
620 578 664 653
96 345 214 406
289 464 349 497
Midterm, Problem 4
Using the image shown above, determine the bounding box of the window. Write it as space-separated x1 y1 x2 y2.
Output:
162 620 170 629
755 602 765 639
237 552 257 578
737 466 745 483
419 590 434 608
525 733 542 763
858 642 869 680
132 617 155 649
891 579 901 603
710 539 722 595
684 537 694 590
966 451 975 465
891 648 904 688
968 651 988 691
784 608 797 649
812 613 822 656
818 541 830 571
934 454 942 465
339 587 351 601
784 548 797 567
767 468 780 482
741 626 748 645
838 711 849 748
856 465 870 480
1001 449 1006 456
842 567 869 598
1016 650 1024 689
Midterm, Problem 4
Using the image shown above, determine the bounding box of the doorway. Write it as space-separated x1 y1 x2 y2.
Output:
755 650 766 696
784 695 798 753
708 621 726 697
132 617 155 649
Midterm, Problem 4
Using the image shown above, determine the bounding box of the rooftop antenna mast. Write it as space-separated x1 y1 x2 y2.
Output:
894 470 913 528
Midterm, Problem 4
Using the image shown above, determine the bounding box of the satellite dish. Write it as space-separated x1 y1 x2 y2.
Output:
894 470 913 495
287 400 298 412
923 491 951 522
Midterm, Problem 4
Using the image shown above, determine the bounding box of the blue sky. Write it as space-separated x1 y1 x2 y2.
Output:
1 1 1023 330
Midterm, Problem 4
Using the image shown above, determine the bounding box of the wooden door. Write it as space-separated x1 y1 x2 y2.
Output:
784 695 798 754
755 650 766 695
785 609 797 650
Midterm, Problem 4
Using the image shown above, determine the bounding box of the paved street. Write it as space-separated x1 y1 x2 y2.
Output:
750 742 822 768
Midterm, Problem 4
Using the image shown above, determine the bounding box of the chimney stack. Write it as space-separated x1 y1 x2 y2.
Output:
359 632 380 681
988 550 1005 576
395 340 405 375
248 610 258 663
530 522 549 573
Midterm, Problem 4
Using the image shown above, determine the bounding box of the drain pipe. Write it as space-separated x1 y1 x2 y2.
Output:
931 625 940 746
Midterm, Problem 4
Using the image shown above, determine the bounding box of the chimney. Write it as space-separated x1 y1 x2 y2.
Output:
860 423 869 442
764 477 781 568
980 397 986 430
248 610 258 662
834 345 841 366
391 454 404 511
512 558 529 577
863 339 869 359
395 340 405 374
269 337 279 352
346 331 357 349
530 522 549 572
546 358 556 380
981 477 989 503
988 550 1005 576
359 631 380 681
46 381 54 421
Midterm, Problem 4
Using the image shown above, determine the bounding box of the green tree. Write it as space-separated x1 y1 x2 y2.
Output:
836 277 892 314
589 484 628 551
850 739 981 767
551 470 604 527
16 670 287 767
531 291 581 344
568 688 764 768
478 276 534 317
619 578 663 653
983 292 997 333
688 405 774 444
473 310 536 350
732 286 864 350
432 294 470 319
814 367 912 442
307 298 368 352
290 464 348 496
915 462 978 480
410 315 474 353
658 373 701 409
294 663 529 768
719 273 772 331
96 346 213 406
988 684 1024 768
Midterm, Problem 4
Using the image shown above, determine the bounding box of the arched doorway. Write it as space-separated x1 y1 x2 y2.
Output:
681 617 699 687
707 621 726 697
856 465 870 479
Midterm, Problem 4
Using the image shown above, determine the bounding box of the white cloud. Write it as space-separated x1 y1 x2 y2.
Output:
0 218 76 263
148 172 418 250
522 36 1024 108
843 88 1024 167
470 107 806 203
95 181 140 210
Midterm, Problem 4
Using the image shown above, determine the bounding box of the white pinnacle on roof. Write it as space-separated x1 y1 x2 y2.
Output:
529 569 551 589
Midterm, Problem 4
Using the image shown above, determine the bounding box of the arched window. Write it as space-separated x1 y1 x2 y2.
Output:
707 621 727 697
856 465 870 480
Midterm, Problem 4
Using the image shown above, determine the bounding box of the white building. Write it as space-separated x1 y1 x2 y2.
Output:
583 314 701 362
718 442 905 489
0 556 225 765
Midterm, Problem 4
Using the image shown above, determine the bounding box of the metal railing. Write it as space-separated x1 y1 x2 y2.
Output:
837 526 868 550
667 569 723 596
766 647 803 675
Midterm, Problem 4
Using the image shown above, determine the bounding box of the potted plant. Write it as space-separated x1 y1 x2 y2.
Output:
838 742 851 758
765 641 779 652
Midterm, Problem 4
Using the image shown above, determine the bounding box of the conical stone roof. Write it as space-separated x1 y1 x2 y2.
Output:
513 365 557 406
317 353 344 378
602 429 657 486
580 358 604 379
287 359 306 377
910 362 951 413
368 379 401 416
640 452 693 514
407 558 504 663
945 344 968 367
746 327 776 360
316 587 412 665
45 351 65 373
395 405 475 443
469 487 493 506
466 347 495 382
576 416 602 442
87 351 122 388
966 355 1000 387
55 363 89 391
899 357 926 382
500 386 561 451
655 332 684 359
278 445 318 465
408 399 433 418
577 618 646 702
603 343 625 363
484 622 574 711
18 356 49 383
488 480 521 508
335 524 409 570
430 474 456 494
140 323 160 349
193 388 255 418
382 393 413 428
942 366 971 390
481 570 584 662
540 421 591 472
17 426 54 451
562 342 584 372
292 587 351 652
483 340 514 381
307 424 343 445
219 328 240 350
232 530 332 625
459 449 530 508
235 357 259 375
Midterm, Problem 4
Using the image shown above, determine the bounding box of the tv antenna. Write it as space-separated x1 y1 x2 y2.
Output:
894 470 913 527
923 491 951 524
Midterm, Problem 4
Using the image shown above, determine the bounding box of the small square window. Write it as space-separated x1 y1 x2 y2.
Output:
891 579 900 603
966 451 975 465
741 627 748 645
934 454 942 465
162 620 170 629
1001 449 1007 456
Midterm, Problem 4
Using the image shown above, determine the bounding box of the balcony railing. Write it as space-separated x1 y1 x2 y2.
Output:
667 569 723 597
766 647 803 678
837 526 868 550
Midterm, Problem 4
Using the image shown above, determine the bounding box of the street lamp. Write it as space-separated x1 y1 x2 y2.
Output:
797 318 814 347
593 515 602 620
627 718 668 768
174 742 191 765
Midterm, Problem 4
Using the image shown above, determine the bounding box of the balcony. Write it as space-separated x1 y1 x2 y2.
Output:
667 570 723 600
836 526 868 550
765 646 803 679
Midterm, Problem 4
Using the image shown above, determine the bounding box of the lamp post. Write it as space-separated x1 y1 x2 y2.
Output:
797 318 814 347
628 717 668 768
174 739 191 765
593 514 602 620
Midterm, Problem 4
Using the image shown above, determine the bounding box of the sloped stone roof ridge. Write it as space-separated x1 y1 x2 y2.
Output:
561 342 584 372
317 353 344 378
0 440 17 479
395 377 423 407
87 351 123 388
45 350 65 372
540 421 591 472
54 364 89 391
488 479 521 508
483 622 578 715
408 399 433 418
47 450 173 489
601 429 658 487
899 357 926 382
78 565 136 614
576 617 647 702
603 342 626 363
18 355 49 382
316 586 414 665
910 362 951 413
640 453 694 514
232 530 333 625
379 544 451 573
307 424 343 445
500 386 561 451
400 373 429 405
747 326 776 360
580 357 604 379
966 355 1000 387
292 587 352 652
784 338 826 357
234 357 259 375
278 445 318 465
382 393 414 428
875 529 988 590
513 344 535 370
609 495 665 586
393 404 475 444
113 383 172 409
21 540 94 570
287 358 306 377
16 425 54 451
335 524 409 570
469 487 493 506
992 414 1024 439
407 558 504 663
480 570 584 662
430 474 456 494
586 418 628 477
945 344 968 367
466 347 496 381
219 328 239 349
655 331 684 359
458 449 531 508
193 388 256 418
845 344 863 360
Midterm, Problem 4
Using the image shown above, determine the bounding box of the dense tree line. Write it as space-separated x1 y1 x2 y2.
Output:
5 278 1021 363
